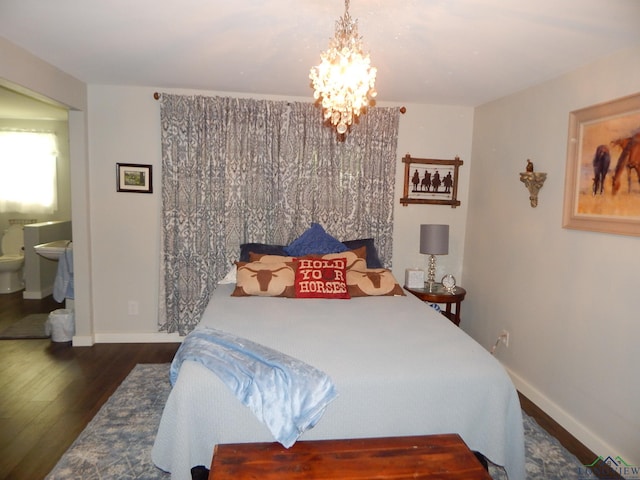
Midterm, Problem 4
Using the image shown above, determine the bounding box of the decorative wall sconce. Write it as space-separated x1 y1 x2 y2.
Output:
519 159 547 208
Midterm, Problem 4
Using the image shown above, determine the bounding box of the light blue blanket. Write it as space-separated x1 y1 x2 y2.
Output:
169 327 338 448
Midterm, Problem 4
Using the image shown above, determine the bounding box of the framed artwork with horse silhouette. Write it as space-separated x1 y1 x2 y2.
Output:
400 154 463 208
563 92 640 236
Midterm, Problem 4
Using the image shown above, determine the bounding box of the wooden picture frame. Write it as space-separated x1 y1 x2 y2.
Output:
562 92 640 236
400 154 463 207
116 163 153 193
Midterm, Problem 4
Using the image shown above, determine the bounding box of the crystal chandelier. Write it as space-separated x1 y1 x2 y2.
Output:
309 0 377 135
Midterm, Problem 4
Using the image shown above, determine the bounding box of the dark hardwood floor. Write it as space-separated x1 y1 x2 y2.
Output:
0 291 179 480
0 291 621 480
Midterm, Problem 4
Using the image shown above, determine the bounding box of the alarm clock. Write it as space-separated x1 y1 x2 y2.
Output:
405 269 425 289
441 274 456 293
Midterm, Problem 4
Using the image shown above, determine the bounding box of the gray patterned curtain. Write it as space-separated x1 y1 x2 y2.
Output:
159 94 399 334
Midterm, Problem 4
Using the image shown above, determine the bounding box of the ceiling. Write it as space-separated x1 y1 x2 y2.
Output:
1 0 640 109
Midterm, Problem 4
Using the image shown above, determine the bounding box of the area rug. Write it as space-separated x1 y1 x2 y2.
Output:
0 313 50 339
45 363 588 480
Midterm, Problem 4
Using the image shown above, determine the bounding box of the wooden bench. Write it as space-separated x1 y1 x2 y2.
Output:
209 433 492 479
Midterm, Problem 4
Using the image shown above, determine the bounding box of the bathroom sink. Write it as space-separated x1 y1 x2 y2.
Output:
34 240 72 260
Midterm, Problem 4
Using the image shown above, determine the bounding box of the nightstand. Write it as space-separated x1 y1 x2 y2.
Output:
404 284 467 326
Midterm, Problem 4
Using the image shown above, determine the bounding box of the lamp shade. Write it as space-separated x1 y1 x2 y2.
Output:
419 224 449 255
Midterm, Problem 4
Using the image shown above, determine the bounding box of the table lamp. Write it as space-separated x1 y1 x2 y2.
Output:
420 224 449 291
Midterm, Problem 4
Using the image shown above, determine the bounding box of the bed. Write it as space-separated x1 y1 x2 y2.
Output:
152 277 524 478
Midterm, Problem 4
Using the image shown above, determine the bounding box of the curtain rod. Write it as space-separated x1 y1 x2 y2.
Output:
153 92 406 114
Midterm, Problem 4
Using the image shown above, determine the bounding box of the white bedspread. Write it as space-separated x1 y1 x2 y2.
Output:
152 284 525 479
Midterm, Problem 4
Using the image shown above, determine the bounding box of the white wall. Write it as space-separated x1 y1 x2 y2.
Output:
464 46 640 465
393 105 474 282
87 86 165 340
86 85 474 340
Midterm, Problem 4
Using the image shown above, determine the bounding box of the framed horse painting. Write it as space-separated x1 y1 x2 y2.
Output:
400 154 463 208
562 92 640 236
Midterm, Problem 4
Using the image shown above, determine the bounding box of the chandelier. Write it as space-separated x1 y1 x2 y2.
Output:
309 0 377 135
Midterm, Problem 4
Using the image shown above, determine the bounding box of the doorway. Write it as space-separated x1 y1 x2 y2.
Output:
0 85 71 338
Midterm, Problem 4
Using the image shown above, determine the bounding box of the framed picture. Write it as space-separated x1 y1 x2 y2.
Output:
562 92 640 236
400 154 463 207
116 163 153 193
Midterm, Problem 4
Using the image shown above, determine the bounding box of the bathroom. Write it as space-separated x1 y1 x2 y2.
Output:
0 86 71 335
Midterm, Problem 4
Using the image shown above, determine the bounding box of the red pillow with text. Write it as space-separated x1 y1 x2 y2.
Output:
294 257 350 299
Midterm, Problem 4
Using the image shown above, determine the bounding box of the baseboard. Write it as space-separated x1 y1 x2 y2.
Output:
506 366 620 462
93 332 184 343
72 332 183 346
72 335 94 347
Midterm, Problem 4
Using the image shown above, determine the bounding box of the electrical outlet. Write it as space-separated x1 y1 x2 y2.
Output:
127 300 139 315
499 329 510 348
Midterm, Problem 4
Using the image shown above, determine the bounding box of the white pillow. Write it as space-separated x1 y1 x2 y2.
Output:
218 266 237 284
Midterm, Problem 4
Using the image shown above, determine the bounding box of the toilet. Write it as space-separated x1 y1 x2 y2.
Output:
0 224 25 294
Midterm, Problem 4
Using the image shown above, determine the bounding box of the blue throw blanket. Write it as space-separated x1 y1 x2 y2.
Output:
170 327 338 448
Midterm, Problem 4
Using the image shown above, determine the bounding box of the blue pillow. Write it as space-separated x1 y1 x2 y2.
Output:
284 223 349 256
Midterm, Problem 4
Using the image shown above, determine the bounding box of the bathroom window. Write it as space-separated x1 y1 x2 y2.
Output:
0 130 58 214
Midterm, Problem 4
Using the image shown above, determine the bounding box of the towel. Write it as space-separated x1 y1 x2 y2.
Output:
170 327 338 447
53 244 74 302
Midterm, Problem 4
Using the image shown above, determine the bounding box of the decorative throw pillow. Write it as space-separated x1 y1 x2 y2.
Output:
294 257 350 299
341 238 383 268
232 261 297 297
239 243 287 262
320 246 367 271
284 223 349 256
346 268 406 297
249 252 295 263
251 246 366 271
218 266 237 284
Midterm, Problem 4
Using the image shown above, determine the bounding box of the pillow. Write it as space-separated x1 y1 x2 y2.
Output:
346 268 406 297
284 223 349 256
319 246 367 271
218 266 237 284
295 257 350 299
239 243 287 262
232 261 297 297
249 252 295 263
252 246 367 271
341 238 383 268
